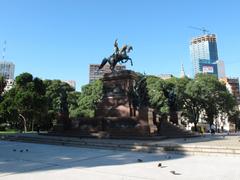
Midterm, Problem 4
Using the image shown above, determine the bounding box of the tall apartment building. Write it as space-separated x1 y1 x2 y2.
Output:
0 61 15 92
220 77 240 104
89 64 126 83
190 34 220 77
0 61 15 79
216 60 226 79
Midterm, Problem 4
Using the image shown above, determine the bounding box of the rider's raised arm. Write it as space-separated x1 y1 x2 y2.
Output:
114 39 119 54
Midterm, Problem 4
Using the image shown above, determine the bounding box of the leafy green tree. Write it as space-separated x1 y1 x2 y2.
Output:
0 88 18 127
44 80 74 130
179 74 238 131
16 73 47 131
182 77 205 131
146 76 169 116
196 74 238 128
131 73 149 108
162 77 180 123
0 73 47 132
0 75 6 100
68 91 81 119
174 77 192 110
75 80 103 118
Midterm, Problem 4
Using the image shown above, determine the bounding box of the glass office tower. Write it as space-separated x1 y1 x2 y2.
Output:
190 34 219 76
0 61 15 79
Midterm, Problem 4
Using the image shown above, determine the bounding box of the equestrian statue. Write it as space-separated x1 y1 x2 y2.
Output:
99 39 133 72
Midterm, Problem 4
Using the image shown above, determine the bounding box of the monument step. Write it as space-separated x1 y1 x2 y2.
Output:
159 120 196 138
1 134 240 156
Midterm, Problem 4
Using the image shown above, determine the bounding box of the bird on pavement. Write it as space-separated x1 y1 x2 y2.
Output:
170 170 181 175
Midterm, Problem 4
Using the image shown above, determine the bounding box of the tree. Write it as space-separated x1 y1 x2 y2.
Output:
132 73 149 108
16 73 47 131
44 80 74 130
174 77 192 110
194 74 237 128
76 80 103 118
0 88 18 128
162 77 180 123
68 91 81 119
182 77 205 131
0 75 6 100
178 74 238 131
0 73 47 132
146 76 169 116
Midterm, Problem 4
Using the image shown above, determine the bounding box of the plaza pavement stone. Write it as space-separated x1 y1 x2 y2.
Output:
1 140 240 180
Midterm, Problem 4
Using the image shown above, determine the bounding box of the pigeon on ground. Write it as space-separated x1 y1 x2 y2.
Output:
170 170 181 175
137 159 143 162
157 163 167 168
25 149 29 152
13 149 16 152
20 150 23 152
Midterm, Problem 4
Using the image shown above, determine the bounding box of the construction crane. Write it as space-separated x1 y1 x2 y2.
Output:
189 26 210 35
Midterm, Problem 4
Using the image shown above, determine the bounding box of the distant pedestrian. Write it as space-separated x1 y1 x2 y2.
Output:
37 125 40 134
200 126 204 135
210 124 215 135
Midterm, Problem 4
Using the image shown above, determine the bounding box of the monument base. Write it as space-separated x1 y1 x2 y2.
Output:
95 70 157 136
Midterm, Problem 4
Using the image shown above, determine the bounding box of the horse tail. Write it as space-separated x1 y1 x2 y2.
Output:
99 58 108 70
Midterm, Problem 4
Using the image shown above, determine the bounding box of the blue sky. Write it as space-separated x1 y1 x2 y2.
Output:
1 0 240 90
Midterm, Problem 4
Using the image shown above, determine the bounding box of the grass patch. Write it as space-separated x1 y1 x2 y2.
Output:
0 129 20 134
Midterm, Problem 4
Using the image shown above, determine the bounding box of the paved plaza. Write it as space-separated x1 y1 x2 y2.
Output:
1 139 240 180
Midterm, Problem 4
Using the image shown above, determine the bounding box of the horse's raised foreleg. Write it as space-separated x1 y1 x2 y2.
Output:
99 58 108 70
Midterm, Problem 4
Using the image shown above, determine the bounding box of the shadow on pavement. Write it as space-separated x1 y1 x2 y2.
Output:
0 140 185 175
0 132 239 175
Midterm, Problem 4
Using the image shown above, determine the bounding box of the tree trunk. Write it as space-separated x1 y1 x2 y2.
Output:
194 122 198 132
31 119 35 132
19 114 27 132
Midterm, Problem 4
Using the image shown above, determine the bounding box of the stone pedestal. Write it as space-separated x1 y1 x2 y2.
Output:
95 70 157 136
95 70 137 118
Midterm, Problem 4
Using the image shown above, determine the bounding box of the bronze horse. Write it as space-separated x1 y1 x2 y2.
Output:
99 41 133 72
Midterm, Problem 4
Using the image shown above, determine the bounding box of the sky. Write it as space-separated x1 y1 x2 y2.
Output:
1 0 240 91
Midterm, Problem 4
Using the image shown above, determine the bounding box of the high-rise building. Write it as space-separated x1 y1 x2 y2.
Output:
0 61 15 92
216 60 226 79
0 61 15 79
220 77 240 104
190 34 219 77
89 64 126 83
